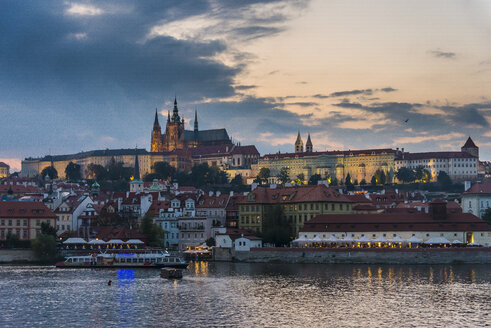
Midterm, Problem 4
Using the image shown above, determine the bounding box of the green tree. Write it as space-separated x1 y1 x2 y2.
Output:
482 208 491 226
330 177 338 186
31 234 58 262
345 173 353 186
258 167 271 184
140 213 165 247
65 162 81 181
205 237 215 247
41 222 57 237
5 232 20 248
360 179 366 186
152 161 176 180
190 163 210 187
375 169 386 185
87 164 107 181
261 204 292 246
308 174 322 185
296 173 305 184
371 176 377 186
41 166 58 180
278 167 290 185
231 174 243 186
437 171 452 188
107 159 132 181
396 167 415 183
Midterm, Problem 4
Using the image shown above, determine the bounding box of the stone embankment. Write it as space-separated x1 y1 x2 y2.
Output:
214 247 491 264
0 249 37 263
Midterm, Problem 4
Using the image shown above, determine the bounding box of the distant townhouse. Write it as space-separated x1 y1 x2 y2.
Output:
54 194 93 234
238 184 354 235
215 228 262 251
195 192 229 227
462 181 491 218
0 202 56 241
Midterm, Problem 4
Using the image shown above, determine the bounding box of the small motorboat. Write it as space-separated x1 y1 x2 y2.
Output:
160 267 183 279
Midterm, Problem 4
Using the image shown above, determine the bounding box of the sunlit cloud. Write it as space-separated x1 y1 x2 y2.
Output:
65 3 104 16
394 132 465 145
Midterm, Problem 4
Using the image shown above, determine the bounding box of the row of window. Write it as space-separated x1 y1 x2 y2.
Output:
0 219 28 227
180 233 204 239
241 203 349 212
0 229 31 239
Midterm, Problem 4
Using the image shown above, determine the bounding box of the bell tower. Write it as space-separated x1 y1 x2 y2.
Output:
306 133 313 152
151 109 164 152
295 131 303 153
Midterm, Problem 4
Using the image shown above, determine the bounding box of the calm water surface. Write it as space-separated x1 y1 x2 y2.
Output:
0 262 490 327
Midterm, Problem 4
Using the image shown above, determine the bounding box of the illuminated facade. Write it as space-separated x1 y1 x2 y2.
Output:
238 184 354 235
151 98 232 153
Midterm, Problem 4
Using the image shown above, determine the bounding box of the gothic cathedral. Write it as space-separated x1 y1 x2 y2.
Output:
151 98 233 153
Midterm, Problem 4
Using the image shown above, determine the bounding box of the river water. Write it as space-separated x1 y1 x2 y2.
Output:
0 262 490 327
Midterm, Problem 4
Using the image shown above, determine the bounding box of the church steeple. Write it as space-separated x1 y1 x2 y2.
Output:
194 110 198 132
295 131 303 153
172 96 180 123
306 133 313 152
153 108 159 127
133 148 140 180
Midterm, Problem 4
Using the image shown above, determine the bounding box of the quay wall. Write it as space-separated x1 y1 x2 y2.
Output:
0 249 37 263
214 248 491 264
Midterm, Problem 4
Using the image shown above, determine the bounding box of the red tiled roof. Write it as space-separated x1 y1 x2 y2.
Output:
196 194 229 208
462 137 478 148
397 151 476 160
353 204 378 211
241 184 353 204
0 185 43 194
346 194 372 204
216 228 262 241
190 144 232 157
301 208 490 233
231 145 259 156
147 200 171 216
226 194 247 211
262 148 396 160
0 201 56 219
464 181 491 195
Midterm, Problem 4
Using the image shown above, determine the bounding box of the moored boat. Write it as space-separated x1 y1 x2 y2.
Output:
160 267 183 279
56 250 188 269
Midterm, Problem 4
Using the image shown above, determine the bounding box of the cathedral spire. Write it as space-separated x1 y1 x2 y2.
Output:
194 109 198 132
167 110 170 122
133 148 140 180
172 96 180 123
153 108 159 127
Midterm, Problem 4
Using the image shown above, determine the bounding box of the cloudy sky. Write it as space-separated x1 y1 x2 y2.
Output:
1 0 491 171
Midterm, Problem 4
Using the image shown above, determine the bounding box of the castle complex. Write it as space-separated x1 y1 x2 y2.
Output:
150 98 232 152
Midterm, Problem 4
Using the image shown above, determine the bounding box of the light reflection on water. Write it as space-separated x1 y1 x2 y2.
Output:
0 262 490 327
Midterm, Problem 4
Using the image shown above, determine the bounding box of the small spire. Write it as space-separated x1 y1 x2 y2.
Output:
154 108 159 126
167 110 170 121
194 109 198 132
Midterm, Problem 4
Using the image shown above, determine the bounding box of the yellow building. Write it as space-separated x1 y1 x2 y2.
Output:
0 162 9 178
238 184 354 235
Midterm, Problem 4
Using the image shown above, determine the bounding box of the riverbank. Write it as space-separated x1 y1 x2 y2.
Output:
0 249 37 264
214 247 491 264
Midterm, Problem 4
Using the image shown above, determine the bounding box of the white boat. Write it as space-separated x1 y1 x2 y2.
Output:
56 249 188 269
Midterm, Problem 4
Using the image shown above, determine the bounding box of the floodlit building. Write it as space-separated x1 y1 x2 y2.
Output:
300 199 491 246
462 181 491 219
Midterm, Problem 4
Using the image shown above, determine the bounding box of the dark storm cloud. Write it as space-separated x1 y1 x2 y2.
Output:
438 103 491 128
311 87 397 99
0 0 306 157
231 26 284 40
430 50 456 59
330 89 373 97
288 102 318 107
235 85 257 90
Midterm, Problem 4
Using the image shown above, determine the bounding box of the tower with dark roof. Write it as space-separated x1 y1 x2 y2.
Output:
461 136 479 158
295 131 303 153
306 133 313 152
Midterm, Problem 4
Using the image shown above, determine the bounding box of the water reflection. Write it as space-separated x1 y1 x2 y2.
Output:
0 264 489 327
117 269 135 327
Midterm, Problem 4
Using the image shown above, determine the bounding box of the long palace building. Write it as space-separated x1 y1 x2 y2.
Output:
252 134 480 183
21 99 259 179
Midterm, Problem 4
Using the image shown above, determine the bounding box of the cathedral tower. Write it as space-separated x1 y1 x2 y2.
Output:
461 136 479 158
295 131 303 153
306 133 313 152
151 109 164 152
